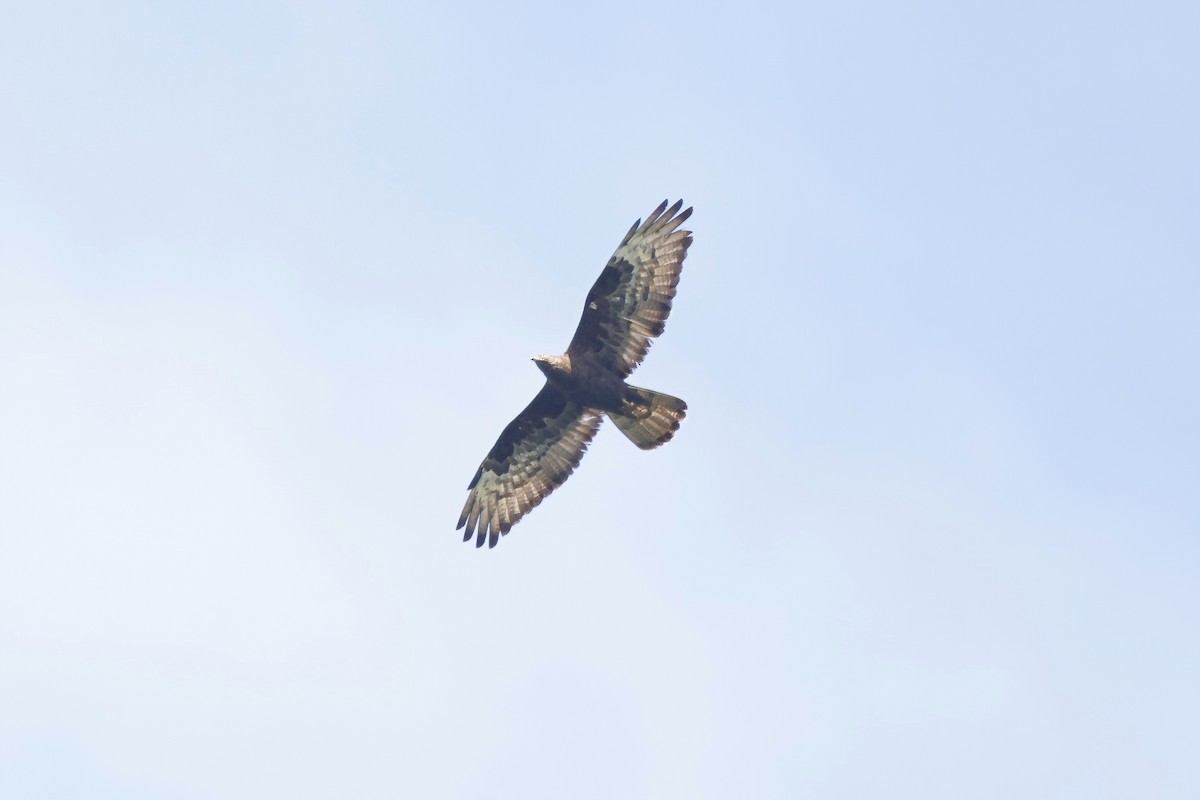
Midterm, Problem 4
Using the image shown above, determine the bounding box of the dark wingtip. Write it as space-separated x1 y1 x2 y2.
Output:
488 529 499 548
642 199 669 229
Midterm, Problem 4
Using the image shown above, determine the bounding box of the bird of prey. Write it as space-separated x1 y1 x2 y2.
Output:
457 199 693 548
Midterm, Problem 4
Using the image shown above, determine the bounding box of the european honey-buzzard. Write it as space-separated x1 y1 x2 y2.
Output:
457 199 693 548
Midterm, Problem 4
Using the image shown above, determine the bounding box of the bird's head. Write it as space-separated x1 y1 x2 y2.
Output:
532 353 569 378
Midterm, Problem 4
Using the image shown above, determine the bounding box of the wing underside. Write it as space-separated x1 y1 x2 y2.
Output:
457 384 602 548
567 199 693 376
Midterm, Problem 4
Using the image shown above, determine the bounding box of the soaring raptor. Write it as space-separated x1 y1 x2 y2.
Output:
457 199 693 548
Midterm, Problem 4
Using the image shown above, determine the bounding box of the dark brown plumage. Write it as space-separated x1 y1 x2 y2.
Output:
457 199 693 548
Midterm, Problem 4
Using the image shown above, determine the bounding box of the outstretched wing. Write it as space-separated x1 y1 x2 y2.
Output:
457 384 603 548
566 199 692 377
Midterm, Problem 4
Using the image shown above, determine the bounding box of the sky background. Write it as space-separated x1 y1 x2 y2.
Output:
2 1 1198 797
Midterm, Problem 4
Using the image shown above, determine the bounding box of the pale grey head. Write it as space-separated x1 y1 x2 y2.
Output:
532 353 572 379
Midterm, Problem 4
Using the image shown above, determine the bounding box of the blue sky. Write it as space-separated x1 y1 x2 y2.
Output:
1 1 1197 797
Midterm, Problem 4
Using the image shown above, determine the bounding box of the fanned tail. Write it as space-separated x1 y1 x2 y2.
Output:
608 386 687 450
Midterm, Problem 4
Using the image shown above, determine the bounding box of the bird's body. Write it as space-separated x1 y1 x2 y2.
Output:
533 354 625 411
457 199 693 548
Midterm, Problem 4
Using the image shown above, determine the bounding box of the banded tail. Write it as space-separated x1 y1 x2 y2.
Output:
608 386 687 450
